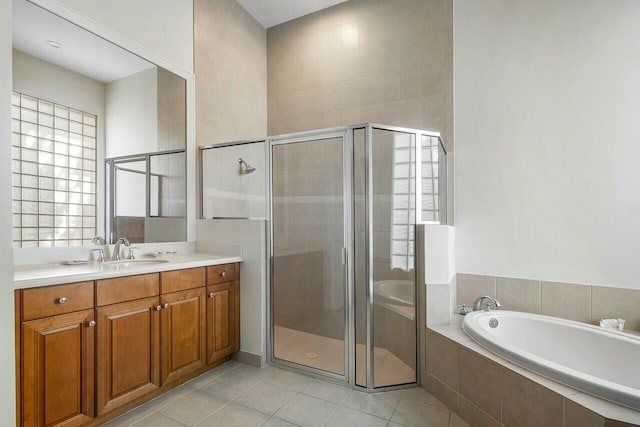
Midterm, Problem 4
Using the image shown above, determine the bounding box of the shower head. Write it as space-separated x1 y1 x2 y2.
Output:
238 157 256 174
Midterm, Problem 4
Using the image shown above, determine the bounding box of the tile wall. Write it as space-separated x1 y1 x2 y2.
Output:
456 274 640 331
266 0 453 151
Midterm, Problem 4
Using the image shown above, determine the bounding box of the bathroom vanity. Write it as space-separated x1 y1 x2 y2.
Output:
13 255 241 427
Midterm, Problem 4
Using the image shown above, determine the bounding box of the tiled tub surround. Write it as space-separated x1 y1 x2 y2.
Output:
456 274 640 331
425 326 640 427
422 272 640 426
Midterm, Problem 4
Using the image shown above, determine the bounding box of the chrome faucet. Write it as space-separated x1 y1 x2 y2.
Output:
111 237 130 261
473 295 502 311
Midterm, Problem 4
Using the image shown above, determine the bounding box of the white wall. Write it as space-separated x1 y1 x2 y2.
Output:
54 0 193 73
0 0 16 424
106 67 158 158
454 0 640 289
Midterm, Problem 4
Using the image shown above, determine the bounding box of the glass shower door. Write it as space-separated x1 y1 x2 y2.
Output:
271 135 347 376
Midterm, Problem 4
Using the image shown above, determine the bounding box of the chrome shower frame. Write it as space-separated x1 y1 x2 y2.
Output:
198 124 446 393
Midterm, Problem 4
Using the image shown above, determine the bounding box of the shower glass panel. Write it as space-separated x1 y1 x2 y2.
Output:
354 128 417 389
353 128 367 387
113 158 146 243
371 128 416 387
271 135 346 377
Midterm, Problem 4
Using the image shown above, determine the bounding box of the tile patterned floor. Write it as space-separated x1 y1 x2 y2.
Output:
104 361 469 427
274 326 416 387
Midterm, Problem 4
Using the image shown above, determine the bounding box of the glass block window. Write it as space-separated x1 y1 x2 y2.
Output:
11 92 97 248
421 135 441 223
390 132 416 272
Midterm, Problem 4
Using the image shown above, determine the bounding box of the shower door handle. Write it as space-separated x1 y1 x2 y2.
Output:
341 247 347 266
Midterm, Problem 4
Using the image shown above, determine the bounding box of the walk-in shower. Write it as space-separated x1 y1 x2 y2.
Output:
200 124 446 391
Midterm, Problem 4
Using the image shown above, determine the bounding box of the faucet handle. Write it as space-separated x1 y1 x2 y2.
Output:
127 247 139 260
90 248 104 263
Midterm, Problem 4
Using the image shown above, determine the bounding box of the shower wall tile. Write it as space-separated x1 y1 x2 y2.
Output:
266 0 454 151
195 0 267 145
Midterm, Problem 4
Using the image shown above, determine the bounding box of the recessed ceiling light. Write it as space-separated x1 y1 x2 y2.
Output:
45 40 63 49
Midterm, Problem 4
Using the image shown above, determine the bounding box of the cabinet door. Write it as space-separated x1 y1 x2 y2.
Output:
96 297 160 415
22 309 95 427
206 282 238 364
160 288 206 384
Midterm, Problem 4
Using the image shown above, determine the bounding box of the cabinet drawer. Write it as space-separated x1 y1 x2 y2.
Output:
22 281 94 321
207 264 237 285
97 273 159 306
161 267 206 294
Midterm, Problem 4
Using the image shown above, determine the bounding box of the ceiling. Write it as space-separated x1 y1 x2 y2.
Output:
12 0 155 83
235 0 348 28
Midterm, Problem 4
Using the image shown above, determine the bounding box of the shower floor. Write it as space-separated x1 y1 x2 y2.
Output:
274 325 415 387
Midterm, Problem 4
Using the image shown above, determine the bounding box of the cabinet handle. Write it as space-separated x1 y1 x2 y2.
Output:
208 292 215 298
163 303 170 309
58 297 67 304
88 320 96 327
156 305 163 311
219 270 226 277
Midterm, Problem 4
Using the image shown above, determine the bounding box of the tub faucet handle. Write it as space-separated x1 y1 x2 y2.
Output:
473 295 502 311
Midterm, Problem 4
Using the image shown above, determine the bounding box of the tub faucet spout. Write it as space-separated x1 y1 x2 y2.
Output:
473 295 502 311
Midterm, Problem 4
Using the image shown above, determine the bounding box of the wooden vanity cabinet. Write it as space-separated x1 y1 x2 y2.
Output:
160 268 207 385
206 264 240 364
16 262 240 427
95 274 161 415
19 281 96 427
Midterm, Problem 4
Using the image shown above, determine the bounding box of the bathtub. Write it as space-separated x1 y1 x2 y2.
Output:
373 280 414 306
463 310 640 410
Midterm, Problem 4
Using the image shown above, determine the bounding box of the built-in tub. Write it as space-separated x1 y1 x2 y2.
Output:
373 280 414 306
463 310 640 410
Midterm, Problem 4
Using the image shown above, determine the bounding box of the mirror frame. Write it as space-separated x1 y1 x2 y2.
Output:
24 0 196 243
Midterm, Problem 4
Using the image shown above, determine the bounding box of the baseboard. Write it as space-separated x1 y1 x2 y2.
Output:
233 350 263 367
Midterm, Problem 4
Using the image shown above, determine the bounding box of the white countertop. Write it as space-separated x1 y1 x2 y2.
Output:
14 253 243 289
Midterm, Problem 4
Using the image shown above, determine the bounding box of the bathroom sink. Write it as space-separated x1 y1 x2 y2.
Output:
103 259 171 268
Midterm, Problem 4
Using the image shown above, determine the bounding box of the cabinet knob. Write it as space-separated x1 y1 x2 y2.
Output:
88 320 96 327
208 292 215 298
156 305 163 311
163 303 170 309
219 270 226 277
58 297 67 304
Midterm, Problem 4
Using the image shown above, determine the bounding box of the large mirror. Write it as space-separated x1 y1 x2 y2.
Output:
11 0 187 247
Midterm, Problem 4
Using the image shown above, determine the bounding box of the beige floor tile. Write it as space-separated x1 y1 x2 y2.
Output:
262 367 314 392
274 393 339 427
390 399 452 427
199 365 265 400
299 378 352 404
157 390 226 426
131 413 186 427
325 407 388 427
342 389 400 419
262 416 301 427
197 402 268 427
235 381 297 415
